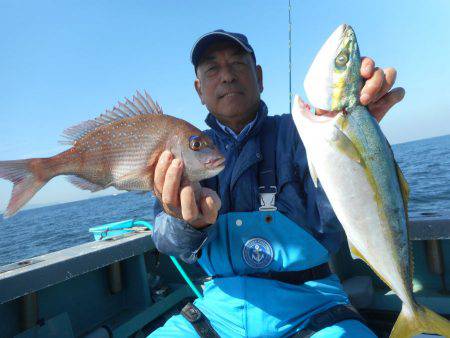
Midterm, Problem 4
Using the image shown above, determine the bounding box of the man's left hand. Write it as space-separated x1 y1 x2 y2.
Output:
359 57 405 122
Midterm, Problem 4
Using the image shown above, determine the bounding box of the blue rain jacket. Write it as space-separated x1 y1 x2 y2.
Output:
151 100 345 262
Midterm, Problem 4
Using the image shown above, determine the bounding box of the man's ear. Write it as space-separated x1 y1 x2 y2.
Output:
256 65 264 93
194 78 205 105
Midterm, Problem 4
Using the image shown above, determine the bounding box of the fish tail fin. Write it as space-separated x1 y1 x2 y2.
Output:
390 304 450 338
0 159 51 218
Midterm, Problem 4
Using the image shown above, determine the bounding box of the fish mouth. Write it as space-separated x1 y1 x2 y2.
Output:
342 24 356 40
334 24 352 45
295 95 342 123
205 157 226 169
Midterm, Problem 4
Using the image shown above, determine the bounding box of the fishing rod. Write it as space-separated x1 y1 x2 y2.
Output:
288 0 292 112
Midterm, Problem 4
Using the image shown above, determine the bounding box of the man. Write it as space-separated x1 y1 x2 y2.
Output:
149 30 405 337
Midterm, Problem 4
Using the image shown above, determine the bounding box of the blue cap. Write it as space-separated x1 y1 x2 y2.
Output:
191 29 256 69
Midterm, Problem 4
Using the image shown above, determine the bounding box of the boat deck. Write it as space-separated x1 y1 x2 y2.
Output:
0 219 449 337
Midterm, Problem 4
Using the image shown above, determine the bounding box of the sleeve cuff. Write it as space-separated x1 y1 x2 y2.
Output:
152 211 217 261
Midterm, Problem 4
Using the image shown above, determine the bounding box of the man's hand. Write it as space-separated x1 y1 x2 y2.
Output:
359 57 405 122
153 150 221 229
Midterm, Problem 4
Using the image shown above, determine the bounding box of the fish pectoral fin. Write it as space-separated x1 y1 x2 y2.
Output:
307 156 318 188
67 175 104 192
115 170 142 182
329 127 365 166
111 169 150 191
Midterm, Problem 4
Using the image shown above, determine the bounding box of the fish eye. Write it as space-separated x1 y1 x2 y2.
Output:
189 136 202 151
335 52 349 67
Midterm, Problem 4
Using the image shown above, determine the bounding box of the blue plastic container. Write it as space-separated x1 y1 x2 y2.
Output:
89 218 203 298
89 219 152 241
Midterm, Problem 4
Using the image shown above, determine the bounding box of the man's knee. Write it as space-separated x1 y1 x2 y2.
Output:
311 319 377 338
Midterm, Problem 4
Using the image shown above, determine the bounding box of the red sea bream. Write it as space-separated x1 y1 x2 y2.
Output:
0 91 225 218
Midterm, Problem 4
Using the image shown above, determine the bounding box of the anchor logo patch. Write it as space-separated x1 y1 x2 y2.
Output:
242 237 273 269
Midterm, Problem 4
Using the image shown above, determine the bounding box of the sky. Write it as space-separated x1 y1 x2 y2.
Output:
0 0 449 210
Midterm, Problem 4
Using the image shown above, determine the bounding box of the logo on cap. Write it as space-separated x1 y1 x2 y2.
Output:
242 237 273 269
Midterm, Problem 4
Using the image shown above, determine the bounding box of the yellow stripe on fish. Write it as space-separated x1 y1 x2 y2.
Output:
331 76 346 111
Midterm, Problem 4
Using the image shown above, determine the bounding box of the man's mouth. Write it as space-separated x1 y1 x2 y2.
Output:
218 91 243 99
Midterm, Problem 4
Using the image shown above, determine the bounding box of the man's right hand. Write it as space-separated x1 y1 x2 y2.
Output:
153 150 221 229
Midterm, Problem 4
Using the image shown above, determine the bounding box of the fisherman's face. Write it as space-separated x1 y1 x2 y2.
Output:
194 41 263 126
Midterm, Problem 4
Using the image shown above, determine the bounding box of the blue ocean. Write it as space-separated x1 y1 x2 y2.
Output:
1 134 449 266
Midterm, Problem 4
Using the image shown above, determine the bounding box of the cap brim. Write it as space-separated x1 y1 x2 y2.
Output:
191 32 253 67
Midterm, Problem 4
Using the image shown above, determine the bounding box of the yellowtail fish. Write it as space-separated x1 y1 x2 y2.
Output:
0 91 225 218
292 24 450 338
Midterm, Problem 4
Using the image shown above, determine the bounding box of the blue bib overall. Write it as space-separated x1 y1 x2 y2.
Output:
150 113 376 337
150 210 375 337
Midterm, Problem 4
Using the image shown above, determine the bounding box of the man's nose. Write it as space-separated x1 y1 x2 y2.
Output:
219 64 237 83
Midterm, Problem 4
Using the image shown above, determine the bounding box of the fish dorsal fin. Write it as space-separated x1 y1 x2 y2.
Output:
395 161 410 215
393 158 414 283
386 141 414 288
60 90 163 145
385 141 409 213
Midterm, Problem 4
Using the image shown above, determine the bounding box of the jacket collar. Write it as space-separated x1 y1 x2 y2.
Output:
205 100 268 143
